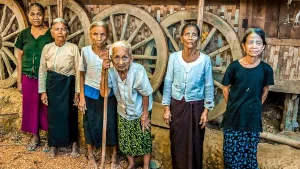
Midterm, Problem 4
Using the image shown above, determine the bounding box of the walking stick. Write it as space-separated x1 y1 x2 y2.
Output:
100 51 110 169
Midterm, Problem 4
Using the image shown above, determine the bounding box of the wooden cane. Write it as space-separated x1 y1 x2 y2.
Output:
100 51 110 169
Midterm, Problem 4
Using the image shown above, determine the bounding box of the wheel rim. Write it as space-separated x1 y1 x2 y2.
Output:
92 4 168 92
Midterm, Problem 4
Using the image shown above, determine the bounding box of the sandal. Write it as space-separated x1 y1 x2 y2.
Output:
43 143 51 152
27 142 39 151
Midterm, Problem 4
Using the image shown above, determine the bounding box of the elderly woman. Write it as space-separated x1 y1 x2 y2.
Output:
15 3 53 151
101 41 152 169
39 18 80 158
222 28 274 168
162 23 214 169
78 21 118 168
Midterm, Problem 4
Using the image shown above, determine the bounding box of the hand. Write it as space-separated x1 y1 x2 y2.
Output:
78 97 87 113
102 59 110 70
163 106 172 126
199 109 209 129
141 111 151 132
73 93 79 106
17 82 22 94
41 92 48 106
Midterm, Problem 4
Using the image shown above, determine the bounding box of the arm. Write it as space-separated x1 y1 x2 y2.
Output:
222 85 231 103
78 71 86 112
141 95 151 132
39 47 48 106
261 86 269 104
16 49 24 93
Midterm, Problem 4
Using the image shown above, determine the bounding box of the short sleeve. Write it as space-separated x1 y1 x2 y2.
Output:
135 67 153 96
264 64 275 86
222 62 234 86
14 30 24 50
78 48 87 71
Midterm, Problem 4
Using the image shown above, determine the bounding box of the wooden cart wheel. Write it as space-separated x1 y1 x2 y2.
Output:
92 4 168 92
38 0 90 48
0 0 27 89
160 10 243 120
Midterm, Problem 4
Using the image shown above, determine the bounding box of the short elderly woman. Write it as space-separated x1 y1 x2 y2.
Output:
101 41 152 169
162 23 214 169
39 18 80 158
78 21 118 168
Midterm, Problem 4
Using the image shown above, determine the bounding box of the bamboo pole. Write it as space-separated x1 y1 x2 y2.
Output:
197 0 205 47
260 132 300 149
100 51 109 169
57 0 63 18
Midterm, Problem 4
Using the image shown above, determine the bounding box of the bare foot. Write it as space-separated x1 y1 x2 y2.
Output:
126 164 135 169
88 154 98 169
111 155 117 169
70 148 80 158
49 147 57 158
143 165 150 169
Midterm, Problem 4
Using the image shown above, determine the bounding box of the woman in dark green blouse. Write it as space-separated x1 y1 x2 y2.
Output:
222 28 274 169
15 3 53 151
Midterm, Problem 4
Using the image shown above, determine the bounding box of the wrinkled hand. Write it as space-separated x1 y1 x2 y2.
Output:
199 109 208 129
17 82 22 94
163 106 172 126
102 59 110 70
41 92 48 106
73 93 79 106
78 97 87 113
141 111 151 132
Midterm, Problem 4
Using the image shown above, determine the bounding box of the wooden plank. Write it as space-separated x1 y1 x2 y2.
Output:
264 0 280 38
251 0 266 29
77 0 239 5
246 0 253 28
151 102 169 128
290 2 300 39
278 0 293 38
266 38 300 47
281 94 299 131
270 80 300 94
57 0 63 18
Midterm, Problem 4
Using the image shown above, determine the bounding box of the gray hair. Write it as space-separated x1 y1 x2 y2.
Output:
109 41 132 59
51 18 70 33
90 21 109 34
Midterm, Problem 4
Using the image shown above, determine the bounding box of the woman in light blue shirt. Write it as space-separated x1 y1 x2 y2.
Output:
78 21 117 168
162 23 214 169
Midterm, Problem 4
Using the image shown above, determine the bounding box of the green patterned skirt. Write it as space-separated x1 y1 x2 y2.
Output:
118 114 152 156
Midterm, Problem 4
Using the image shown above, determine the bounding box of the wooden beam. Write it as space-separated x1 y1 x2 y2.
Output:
57 0 63 18
22 0 29 11
280 94 299 131
266 38 300 47
270 80 300 94
76 0 238 5
197 0 205 46
238 0 247 40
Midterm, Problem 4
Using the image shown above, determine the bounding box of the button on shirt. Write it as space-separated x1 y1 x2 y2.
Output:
14 28 53 78
162 51 214 110
108 62 153 120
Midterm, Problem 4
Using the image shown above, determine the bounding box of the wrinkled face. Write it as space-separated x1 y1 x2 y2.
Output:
180 26 199 49
111 46 132 72
242 32 265 57
51 22 68 42
90 26 107 47
28 6 44 27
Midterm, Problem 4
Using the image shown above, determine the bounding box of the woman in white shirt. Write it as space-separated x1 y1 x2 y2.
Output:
78 21 118 168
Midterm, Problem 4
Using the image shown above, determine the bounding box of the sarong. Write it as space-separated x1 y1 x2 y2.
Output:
46 71 78 147
223 129 260 169
118 112 152 156
84 95 118 148
170 98 205 169
21 74 48 135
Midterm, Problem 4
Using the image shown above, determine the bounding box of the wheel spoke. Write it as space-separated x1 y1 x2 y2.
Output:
0 5 7 32
120 14 129 41
1 15 16 37
2 47 17 64
110 15 117 42
212 66 226 73
200 27 217 50
68 15 77 26
178 20 186 37
47 6 52 28
2 30 19 41
164 28 180 51
2 41 14 47
0 51 13 76
127 21 144 44
132 35 154 51
213 80 223 89
208 45 230 57
146 71 152 79
133 54 157 60
0 53 4 80
66 29 84 41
